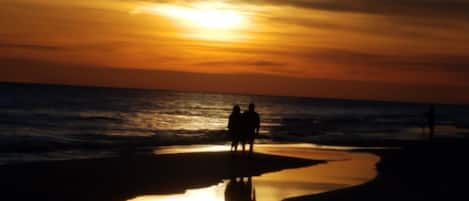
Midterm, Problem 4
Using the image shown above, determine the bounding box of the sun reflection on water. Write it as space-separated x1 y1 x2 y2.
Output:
130 144 379 201
128 182 226 201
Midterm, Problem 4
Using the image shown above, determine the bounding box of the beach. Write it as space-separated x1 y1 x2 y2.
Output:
287 139 469 201
3 0 469 200
0 148 321 201
0 144 381 201
1 138 469 201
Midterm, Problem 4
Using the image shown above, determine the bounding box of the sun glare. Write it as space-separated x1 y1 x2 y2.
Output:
134 2 249 41
155 4 244 29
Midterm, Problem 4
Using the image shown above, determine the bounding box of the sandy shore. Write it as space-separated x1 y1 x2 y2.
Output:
286 138 469 201
0 151 322 201
3 139 466 201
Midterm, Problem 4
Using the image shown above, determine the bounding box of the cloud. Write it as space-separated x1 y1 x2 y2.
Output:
137 0 469 40
309 48 469 73
192 44 469 74
230 0 469 19
138 0 469 18
196 60 286 67
2 57 468 104
0 42 129 52
0 43 64 51
195 60 294 74
264 15 447 40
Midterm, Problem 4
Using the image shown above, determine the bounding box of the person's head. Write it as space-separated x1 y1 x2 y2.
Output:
248 103 255 112
232 105 241 114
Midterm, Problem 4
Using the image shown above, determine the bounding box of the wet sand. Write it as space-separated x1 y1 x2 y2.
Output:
252 145 379 201
0 150 321 201
286 138 469 201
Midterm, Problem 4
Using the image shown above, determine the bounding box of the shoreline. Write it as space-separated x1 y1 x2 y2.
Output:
0 151 322 201
4 139 464 201
286 138 469 201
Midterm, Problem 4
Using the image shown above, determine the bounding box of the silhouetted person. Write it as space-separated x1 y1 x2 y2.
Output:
242 103 260 154
425 105 435 140
228 105 242 152
225 177 256 201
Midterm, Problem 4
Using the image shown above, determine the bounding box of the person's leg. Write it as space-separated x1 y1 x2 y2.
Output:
231 139 235 152
234 139 238 152
249 135 254 154
230 133 234 152
241 139 245 153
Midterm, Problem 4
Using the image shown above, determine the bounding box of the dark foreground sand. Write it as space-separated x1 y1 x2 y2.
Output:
0 152 322 201
287 138 469 201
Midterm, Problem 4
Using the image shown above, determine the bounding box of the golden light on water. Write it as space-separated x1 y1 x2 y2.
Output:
129 144 379 201
133 2 250 41
154 145 230 155
128 183 225 201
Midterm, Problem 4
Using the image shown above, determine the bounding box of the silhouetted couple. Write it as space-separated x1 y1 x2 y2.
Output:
225 177 256 201
228 103 260 154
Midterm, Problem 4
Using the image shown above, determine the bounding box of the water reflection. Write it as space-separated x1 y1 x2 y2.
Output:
128 177 256 201
130 144 379 201
225 177 256 201
128 182 225 201
153 143 391 155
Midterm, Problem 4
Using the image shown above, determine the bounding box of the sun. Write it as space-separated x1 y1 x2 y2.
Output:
134 2 249 41
155 4 244 30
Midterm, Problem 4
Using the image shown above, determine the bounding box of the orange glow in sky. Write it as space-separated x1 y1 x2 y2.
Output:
132 2 250 41
1 0 469 104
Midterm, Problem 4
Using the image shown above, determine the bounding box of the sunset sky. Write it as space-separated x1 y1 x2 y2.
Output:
1 0 469 104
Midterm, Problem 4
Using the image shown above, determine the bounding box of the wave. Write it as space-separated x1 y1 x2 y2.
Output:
0 129 230 154
2 83 469 164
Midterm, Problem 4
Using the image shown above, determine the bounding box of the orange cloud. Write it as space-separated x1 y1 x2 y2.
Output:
1 0 469 103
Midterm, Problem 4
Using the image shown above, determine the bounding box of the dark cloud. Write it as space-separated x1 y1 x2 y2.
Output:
139 0 469 18
265 15 448 40
196 60 295 74
231 0 469 19
139 0 469 38
0 42 128 52
2 57 468 104
0 43 64 50
191 44 289 56
192 44 469 74
311 48 469 73
197 60 286 67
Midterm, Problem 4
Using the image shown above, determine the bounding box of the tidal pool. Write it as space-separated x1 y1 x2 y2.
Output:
128 144 379 201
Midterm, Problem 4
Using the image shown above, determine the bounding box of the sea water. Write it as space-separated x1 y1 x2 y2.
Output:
1 82 468 164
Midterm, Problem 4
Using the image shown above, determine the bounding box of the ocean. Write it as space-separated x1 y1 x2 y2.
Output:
1 82 468 164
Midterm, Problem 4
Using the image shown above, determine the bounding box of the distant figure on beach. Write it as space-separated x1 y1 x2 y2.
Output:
242 103 260 154
425 105 435 140
225 177 256 201
228 105 243 152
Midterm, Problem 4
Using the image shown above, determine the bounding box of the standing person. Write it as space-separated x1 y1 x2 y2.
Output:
425 105 435 141
243 103 260 154
228 105 242 152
